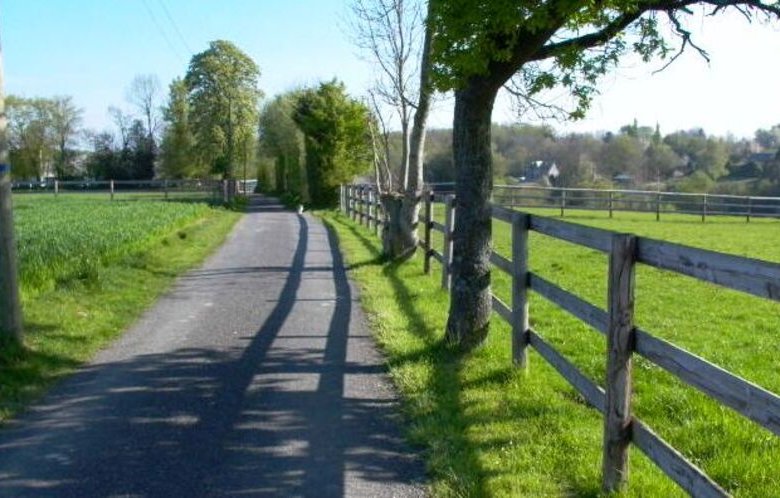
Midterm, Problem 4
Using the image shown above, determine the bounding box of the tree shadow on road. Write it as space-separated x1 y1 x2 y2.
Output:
0 213 424 497
322 214 494 497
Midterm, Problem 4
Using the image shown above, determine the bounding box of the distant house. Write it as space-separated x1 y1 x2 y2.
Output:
747 152 777 168
518 160 560 184
613 173 634 185
728 150 778 179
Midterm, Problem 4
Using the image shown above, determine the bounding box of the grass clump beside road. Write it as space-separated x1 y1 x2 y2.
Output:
0 197 241 422
320 208 780 497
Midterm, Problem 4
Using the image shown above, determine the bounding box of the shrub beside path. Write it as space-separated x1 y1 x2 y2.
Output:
0 195 425 497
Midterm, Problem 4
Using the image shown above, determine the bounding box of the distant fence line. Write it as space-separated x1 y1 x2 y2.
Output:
341 183 780 496
422 183 780 222
10 179 258 203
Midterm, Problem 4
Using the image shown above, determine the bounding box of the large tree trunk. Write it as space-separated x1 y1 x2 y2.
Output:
380 192 419 259
445 80 499 349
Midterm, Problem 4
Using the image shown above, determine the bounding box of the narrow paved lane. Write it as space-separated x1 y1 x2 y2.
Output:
0 196 425 497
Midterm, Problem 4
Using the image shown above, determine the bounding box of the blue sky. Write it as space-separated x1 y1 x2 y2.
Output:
2 1 779 139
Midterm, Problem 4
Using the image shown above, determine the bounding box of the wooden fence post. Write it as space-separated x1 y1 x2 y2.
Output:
608 191 614 218
0 148 23 342
655 192 661 222
512 212 530 368
746 196 752 223
360 186 366 226
603 233 637 493
110 180 115 201
441 194 455 290
374 190 381 236
365 187 370 227
367 188 374 230
164 180 169 201
222 180 228 204
356 186 362 223
351 186 358 222
347 185 353 218
54 180 59 198
701 194 708 223
560 189 566 217
423 191 433 275
357 186 363 224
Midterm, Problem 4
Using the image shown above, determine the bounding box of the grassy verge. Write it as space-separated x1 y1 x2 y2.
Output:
320 209 780 497
0 206 241 423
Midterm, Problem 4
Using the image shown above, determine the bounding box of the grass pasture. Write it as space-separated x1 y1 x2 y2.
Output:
322 206 780 496
1 195 241 422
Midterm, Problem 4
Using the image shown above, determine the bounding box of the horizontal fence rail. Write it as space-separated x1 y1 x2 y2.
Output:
427 183 780 221
10 179 244 204
341 184 780 496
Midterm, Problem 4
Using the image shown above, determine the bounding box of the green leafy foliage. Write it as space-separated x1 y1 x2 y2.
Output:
430 1 780 118
185 40 261 178
160 78 199 178
258 92 306 197
6 96 83 180
293 80 372 206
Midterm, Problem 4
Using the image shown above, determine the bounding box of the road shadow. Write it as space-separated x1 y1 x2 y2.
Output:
245 195 287 213
322 213 496 496
0 213 423 497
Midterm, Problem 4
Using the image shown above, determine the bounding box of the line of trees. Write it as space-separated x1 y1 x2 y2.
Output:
7 40 263 184
422 121 780 195
257 80 373 207
254 0 780 364
6 95 83 180
8 38 373 207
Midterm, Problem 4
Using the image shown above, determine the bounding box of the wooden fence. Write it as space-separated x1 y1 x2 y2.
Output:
11 179 237 204
425 183 780 222
341 184 780 496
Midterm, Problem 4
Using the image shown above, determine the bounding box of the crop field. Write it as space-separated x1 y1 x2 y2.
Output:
1 195 240 422
13 195 218 296
326 206 780 496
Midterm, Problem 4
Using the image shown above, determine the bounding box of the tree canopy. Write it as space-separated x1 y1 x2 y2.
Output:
427 0 780 353
293 80 373 206
185 40 261 179
6 96 82 180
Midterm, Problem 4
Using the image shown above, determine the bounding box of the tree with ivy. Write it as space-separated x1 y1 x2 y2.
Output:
427 0 780 353
293 80 373 207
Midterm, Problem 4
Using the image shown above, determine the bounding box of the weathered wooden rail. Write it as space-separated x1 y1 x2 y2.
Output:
494 184 780 221
11 179 235 203
426 183 780 222
340 184 389 238
341 184 780 496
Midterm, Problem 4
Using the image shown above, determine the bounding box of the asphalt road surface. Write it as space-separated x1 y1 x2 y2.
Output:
0 196 425 497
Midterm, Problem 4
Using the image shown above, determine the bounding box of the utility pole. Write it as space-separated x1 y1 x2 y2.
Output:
0 33 23 342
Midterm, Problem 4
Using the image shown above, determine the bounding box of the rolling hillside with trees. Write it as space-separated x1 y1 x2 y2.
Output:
422 122 780 196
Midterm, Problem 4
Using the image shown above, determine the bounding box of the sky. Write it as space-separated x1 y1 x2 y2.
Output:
1 1 779 140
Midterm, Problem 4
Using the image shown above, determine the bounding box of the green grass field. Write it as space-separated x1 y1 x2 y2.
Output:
322 206 780 497
1 196 241 422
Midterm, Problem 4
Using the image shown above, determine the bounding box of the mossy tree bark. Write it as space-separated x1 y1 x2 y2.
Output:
444 79 500 348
